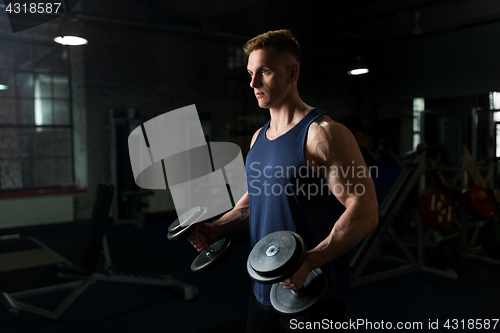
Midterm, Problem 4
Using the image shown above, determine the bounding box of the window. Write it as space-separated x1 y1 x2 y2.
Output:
489 91 500 111
228 45 247 70
491 92 500 158
412 97 425 150
0 33 73 191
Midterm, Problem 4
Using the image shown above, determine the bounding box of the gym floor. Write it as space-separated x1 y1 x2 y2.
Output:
1 217 499 333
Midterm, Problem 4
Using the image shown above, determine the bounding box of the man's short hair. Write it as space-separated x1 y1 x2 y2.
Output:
243 29 301 63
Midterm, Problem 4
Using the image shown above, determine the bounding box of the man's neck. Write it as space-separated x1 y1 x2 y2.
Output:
268 97 313 133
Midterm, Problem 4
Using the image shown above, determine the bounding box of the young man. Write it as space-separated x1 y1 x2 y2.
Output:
189 29 378 332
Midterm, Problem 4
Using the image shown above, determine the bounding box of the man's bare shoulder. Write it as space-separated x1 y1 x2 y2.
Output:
307 115 350 143
305 115 356 163
250 127 263 149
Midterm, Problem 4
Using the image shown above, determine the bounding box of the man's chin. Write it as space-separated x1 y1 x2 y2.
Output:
257 100 270 109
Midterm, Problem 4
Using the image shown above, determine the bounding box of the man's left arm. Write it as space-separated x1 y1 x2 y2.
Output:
281 118 378 290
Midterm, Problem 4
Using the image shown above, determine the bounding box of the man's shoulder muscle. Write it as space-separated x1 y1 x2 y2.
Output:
307 115 345 147
305 115 353 164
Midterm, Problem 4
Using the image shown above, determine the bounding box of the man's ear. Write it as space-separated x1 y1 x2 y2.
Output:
290 62 299 81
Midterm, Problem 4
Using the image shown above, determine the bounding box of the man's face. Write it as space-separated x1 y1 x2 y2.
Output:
247 47 292 109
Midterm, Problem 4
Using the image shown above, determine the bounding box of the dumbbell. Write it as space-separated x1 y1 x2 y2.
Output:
167 206 232 272
247 230 327 315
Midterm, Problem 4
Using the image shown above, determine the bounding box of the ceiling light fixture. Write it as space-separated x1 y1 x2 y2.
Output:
54 16 87 46
348 56 369 76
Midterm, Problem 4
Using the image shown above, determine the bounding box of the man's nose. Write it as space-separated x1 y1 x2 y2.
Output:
250 74 261 88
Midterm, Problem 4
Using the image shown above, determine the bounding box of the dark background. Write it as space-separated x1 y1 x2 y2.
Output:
1 1 499 332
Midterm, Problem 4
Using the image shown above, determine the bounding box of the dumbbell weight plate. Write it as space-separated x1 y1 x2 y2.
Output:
247 231 306 284
167 207 208 240
270 268 327 315
191 238 232 272
465 185 495 220
417 193 440 230
417 190 456 230
427 190 456 228
249 231 297 275
168 206 207 232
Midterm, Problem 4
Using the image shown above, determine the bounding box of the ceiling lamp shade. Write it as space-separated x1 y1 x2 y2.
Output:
0 73 8 90
348 56 369 76
54 16 87 46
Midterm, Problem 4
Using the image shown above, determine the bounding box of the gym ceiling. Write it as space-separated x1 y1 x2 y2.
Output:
80 0 500 54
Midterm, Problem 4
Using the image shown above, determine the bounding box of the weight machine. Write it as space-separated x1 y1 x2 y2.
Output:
351 147 425 286
461 146 499 264
351 142 500 287
352 103 500 286
351 144 465 286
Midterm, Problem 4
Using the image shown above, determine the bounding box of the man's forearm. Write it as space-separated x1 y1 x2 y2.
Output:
212 193 250 237
307 199 378 270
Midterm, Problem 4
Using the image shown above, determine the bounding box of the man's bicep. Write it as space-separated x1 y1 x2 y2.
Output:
320 124 375 206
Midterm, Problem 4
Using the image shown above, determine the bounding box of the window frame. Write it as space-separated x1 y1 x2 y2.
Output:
0 36 75 193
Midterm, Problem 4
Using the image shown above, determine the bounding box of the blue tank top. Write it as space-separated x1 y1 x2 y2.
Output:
245 108 349 306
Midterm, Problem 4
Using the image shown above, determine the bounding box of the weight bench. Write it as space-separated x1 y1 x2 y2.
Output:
1 183 197 320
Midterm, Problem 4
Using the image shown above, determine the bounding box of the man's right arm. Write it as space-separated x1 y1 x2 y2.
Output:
188 127 261 251
212 126 262 234
210 191 250 237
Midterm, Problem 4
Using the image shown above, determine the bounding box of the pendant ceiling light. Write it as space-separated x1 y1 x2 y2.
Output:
348 56 369 76
54 16 87 46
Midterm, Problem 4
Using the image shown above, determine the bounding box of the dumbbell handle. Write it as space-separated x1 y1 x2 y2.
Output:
192 230 215 256
205 246 215 257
